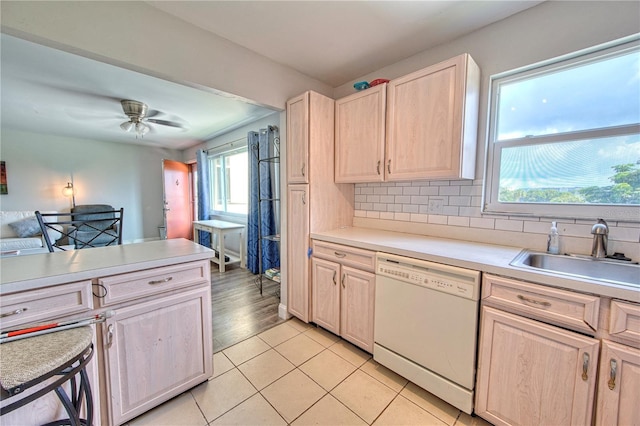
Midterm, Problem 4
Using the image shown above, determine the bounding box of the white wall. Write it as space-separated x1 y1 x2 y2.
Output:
0 128 182 242
334 1 640 260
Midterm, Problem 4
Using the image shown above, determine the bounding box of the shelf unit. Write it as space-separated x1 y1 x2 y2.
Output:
252 126 281 296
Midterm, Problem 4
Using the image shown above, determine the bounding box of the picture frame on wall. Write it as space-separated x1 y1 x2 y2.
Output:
1 161 7 194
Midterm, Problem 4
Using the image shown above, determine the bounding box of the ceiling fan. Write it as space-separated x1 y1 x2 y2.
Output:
119 99 185 137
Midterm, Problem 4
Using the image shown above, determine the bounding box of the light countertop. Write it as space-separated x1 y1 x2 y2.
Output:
311 227 640 302
0 239 214 294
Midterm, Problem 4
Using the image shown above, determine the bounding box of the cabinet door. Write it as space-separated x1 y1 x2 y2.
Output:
311 257 340 335
340 266 375 353
595 340 640 426
475 306 599 426
386 54 477 181
335 85 386 183
287 92 309 184
102 287 212 425
287 184 310 322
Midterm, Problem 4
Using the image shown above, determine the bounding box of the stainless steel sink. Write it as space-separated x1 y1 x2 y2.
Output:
510 250 640 287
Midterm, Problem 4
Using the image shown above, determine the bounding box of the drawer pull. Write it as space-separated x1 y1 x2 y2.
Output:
608 359 617 390
148 277 173 285
517 294 551 307
332 271 337 286
582 353 590 381
334 251 346 258
0 308 27 318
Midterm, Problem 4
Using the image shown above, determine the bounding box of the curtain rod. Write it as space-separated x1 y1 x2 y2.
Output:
205 137 246 153
204 125 279 153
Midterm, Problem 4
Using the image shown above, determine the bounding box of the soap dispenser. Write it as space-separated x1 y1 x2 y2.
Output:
547 221 560 254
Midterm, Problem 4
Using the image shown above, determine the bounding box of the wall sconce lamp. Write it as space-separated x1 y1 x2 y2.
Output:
62 181 76 207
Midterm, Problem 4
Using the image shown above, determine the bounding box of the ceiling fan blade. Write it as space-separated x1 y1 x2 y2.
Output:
145 109 161 118
146 118 186 129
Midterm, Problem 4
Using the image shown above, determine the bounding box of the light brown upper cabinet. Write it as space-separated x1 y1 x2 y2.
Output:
335 84 387 183
287 92 310 183
335 53 480 183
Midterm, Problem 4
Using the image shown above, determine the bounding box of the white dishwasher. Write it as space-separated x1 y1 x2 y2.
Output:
374 253 481 414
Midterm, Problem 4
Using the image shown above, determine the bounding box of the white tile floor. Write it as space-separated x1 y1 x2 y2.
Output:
127 318 493 426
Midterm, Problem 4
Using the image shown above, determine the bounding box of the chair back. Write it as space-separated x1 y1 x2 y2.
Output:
36 207 124 252
72 204 118 232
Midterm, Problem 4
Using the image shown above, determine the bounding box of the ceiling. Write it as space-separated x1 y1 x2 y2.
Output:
1 1 543 150
0 34 278 150
148 1 543 87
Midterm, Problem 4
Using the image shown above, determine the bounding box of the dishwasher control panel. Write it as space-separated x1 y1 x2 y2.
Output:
376 253 480 300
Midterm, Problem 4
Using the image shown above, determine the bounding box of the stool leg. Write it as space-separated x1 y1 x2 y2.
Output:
54 385 82 426
41 365 93 426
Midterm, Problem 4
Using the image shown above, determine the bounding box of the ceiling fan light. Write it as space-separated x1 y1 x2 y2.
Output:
120 121 134 132
136 122 150 136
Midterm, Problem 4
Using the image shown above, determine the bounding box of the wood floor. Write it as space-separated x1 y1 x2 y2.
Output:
211 264 285 353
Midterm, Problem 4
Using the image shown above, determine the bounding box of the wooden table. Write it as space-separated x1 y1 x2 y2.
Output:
193 220 245 272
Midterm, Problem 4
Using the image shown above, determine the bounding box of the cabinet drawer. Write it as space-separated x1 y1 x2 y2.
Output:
482 274 600 334
95 260 210 307
0 280 93 330
609 300 640 346
312 240 375 272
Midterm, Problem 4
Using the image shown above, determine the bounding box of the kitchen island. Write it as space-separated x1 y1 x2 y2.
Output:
0 239 214 426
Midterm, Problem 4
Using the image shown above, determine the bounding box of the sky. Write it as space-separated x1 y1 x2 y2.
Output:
495 48 640 190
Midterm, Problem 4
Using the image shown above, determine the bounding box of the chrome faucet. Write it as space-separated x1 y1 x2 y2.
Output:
591 219 609 259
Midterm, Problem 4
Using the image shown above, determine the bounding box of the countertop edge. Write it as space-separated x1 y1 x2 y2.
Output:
0 239 215 294
311 227 640 303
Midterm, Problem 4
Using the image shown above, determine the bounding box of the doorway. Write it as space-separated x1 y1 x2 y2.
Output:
162 159 193 239
194 143 284 352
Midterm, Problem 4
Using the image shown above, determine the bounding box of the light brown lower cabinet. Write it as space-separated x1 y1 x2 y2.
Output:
311 241 375 353
101 286 212 425
96 259 213 426
477 274 640 426
595 340 640 425
475 306 599 426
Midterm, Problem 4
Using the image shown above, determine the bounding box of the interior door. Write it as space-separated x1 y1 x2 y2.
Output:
162 159 192 239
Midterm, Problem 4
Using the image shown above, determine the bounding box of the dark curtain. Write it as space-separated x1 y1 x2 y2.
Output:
247 127 280 274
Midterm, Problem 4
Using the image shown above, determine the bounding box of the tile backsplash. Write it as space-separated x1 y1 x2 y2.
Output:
354 180 640 261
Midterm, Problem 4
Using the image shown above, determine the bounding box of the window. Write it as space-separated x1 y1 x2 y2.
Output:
483 36 640 222
209 147 248 215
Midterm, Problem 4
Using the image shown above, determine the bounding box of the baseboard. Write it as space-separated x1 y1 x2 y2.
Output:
278 303 290 320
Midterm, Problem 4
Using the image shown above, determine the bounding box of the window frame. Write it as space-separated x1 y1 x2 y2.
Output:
207 145 249 219
482 34 640 222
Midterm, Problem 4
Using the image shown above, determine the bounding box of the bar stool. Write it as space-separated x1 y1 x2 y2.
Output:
0 327 94 425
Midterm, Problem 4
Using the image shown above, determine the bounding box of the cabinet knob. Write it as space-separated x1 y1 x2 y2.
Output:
301 163 305 177
387 159 391 174
376 161 381 175
341 273 346 288
332 271 337 285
